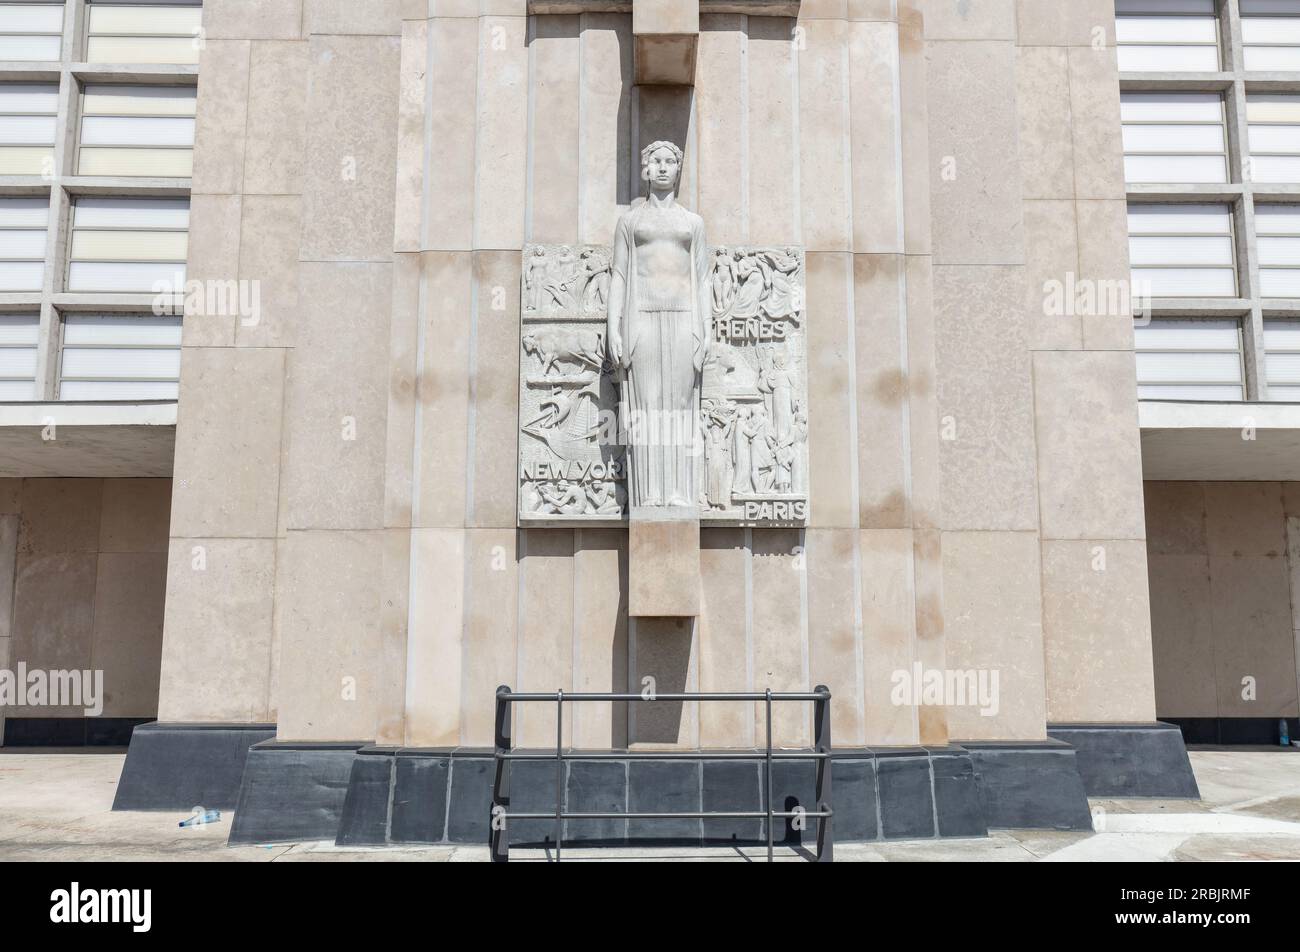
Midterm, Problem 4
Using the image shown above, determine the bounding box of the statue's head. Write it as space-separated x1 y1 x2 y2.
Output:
640 140 683 192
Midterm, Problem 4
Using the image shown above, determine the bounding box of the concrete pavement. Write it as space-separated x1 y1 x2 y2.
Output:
0 747 1297 861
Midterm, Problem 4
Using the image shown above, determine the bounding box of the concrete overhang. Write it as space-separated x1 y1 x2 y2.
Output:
633 0 699 86
0 401 176 478
1140 400 1300 480
527 1 801 15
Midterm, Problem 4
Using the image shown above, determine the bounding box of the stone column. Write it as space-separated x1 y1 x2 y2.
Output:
627 0 702 618
630 510 701 616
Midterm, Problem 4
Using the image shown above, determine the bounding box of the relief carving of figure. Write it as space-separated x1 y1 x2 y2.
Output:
757 349 798 441
540 479 588 515
606 140 709 509
749 406 775 492
520 480 543 513
525 247 548 311
580 248 611 312
732 406 757 494
586 480 623 515
541 245 580 311
760 248 803 322
773 434 794 493
702 398 737 509
711 247 734 316
728 247 767 321
790 403 808 494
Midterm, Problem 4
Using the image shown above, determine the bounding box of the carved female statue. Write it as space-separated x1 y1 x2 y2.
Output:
606 140 710 509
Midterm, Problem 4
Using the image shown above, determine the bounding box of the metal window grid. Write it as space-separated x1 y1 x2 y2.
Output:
0 0 197 402
1119 0 1300 402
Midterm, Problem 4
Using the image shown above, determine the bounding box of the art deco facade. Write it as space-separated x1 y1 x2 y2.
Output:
0 0 1295 847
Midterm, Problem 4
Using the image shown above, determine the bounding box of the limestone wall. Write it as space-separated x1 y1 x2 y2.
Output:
0 478 171 728
158 0 1159 749
390 0 950 750
1146 481 1300 720
937 0 1156 734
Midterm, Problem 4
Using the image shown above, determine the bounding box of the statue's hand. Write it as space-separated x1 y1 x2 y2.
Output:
607 332 624 368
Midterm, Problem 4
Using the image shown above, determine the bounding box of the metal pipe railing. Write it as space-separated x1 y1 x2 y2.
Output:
490 684 833 863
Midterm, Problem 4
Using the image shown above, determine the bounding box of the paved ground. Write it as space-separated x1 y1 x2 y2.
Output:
0 746 1297 861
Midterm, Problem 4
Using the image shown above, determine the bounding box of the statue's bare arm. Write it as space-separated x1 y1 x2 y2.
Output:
607 217 630 368
693 215 710 371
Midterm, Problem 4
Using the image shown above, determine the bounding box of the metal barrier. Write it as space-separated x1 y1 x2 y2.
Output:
490 685 833 863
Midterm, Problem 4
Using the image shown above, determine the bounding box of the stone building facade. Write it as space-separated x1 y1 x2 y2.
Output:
7 0 1299 847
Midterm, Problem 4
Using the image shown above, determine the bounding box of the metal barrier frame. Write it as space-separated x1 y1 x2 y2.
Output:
490 685 833 863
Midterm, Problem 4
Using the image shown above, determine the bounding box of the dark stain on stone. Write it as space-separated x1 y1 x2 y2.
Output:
898 8 924 55
862 490 908 527
874 368 907 406
914 594 944 639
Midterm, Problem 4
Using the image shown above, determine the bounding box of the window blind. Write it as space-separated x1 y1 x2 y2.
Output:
58 312 180 400
0 83 57 176
1134 318 1245 400
1122 91 1227 183
0 197 48 291
1116 0 1221 72
67 196 188 293
0 4 64 62
1255 205 1300 298
1128 203 1237 298
1263 318 1300 400
85 3 203 65
1241 0 1300 71
78 84 196 177
0 312 39 399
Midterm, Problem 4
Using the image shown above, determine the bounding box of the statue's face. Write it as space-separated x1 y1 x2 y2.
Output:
644 147 680 190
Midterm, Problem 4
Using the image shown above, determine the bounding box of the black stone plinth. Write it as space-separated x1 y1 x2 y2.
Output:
112 721 276 812
332 746 989 848
227 740 366 844
960 739 1094 831
1047 722 1201 799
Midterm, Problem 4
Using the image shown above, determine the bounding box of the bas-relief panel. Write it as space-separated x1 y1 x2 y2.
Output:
517 241 810 527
